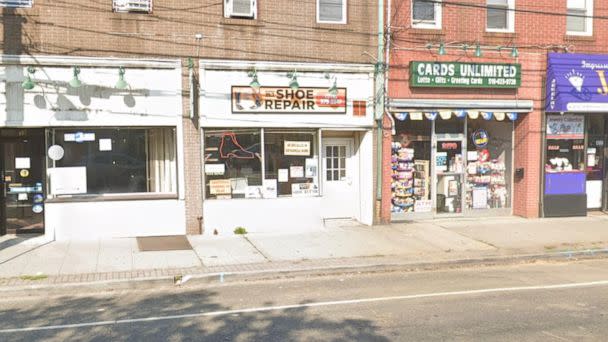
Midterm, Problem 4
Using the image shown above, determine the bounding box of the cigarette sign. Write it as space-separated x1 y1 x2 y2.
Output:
232 87 347 114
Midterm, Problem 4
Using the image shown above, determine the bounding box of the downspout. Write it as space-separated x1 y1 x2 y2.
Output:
375 0 385 222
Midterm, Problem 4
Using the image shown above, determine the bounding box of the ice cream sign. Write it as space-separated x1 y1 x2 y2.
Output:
546 53 608 113
231 87 347 114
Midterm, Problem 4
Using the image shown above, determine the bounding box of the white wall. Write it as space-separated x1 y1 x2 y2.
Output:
1 63 181 127
203 197 324 235
46 200 186 240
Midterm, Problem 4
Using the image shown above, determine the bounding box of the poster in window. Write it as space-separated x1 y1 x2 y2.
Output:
291 183 319 197
278 169 289 182
15 157 30 169
99 139 113 151
205 164 226 176
436 152 448 172
546 115 584 139
290 166 304 178
209 179 232 195
472 187 488 209
245 186 264 199
262 179 278 199
305 158 318 178
447 180 459 197
49 167 87 195
414 200 432 213
284 141 311 156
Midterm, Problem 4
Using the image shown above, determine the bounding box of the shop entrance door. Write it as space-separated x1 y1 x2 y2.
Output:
0 129 45 236
434 136 465 215
322 138 357 220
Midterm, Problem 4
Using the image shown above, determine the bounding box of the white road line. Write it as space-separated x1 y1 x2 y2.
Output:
2 279 608 334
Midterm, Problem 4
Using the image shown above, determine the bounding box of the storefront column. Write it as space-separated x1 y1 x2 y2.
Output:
380 113 393 224
513 108 542 218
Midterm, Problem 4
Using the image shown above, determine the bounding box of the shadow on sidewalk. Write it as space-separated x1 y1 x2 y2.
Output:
0 235 51 265
0 288 391 341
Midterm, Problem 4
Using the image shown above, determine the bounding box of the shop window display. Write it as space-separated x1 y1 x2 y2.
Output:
466 120 512 209
391 119 431 213
203 128 319 199
264 130 318 196
47 127 177 196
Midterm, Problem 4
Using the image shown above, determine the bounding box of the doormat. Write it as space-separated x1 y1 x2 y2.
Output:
136 235 192 252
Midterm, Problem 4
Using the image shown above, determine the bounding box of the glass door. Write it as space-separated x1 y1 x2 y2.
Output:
435 138 465 214
0 129 45 235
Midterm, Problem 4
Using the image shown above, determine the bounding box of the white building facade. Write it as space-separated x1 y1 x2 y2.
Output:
0 55 186 240
199 60 376 234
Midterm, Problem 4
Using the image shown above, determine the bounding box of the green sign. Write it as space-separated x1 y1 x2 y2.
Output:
410 61 521 88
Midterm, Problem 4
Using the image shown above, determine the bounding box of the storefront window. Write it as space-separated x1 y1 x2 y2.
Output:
47 127 177 196
466 120 513 210
204 129 262 199
203 128 319 199
264 130 318 196
391 119 432 214
545 115 585 173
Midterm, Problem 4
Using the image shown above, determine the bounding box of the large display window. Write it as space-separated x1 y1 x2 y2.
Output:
203 128 319 199
391 111 515 217
46 127 177 197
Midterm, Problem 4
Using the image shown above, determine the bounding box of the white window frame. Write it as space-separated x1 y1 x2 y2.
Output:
566 0 593 36
0 0 33 8
486 0 515 33
316 0 348 24
224 0 257 19
411 0 442 30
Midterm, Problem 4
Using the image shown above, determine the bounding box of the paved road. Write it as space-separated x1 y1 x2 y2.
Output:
1 259 608 341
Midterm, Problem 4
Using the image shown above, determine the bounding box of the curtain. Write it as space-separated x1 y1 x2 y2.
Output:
147 128 176 193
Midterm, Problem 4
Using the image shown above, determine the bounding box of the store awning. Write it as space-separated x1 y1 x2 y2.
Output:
389 99 533 112
389 99 532 122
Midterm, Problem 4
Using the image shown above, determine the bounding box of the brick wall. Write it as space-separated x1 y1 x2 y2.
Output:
384 0 608 220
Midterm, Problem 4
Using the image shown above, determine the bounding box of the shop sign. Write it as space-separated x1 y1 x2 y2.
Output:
291 183 319 197
231 87 347 114
209 179 232 195
472 129 489 148
284 141 311 156
410 61 521 88
546 115 584 139
546 53 608 112
414 200 432 213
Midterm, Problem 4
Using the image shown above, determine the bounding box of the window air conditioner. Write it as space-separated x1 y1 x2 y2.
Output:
225 0 256 19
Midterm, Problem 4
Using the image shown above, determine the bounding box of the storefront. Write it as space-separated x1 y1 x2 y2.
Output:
199 60 375 234
388 61 533 220
544 53 608 217
0 56 185 239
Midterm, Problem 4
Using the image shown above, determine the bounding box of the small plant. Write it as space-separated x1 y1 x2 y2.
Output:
20 274 48 281
234 227 248 235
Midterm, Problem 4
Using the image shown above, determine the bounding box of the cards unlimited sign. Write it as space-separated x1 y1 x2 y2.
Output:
410 61 521 88
232 87 347 114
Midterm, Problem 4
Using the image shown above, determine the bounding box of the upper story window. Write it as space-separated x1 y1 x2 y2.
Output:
412 0 442 29
224 0 257 19
486 0 515 32
113 0 152 13
0 0 33 8
317 0 347 24
567 0 593 36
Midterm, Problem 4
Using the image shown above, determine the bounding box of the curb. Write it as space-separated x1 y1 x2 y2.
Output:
2 248 608 296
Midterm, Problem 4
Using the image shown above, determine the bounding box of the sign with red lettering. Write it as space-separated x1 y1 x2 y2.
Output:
231 86 347 114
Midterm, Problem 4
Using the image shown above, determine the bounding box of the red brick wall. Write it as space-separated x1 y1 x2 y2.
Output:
384 0 608 220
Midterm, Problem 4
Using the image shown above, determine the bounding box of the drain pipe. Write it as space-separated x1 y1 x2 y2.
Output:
374 0 385 222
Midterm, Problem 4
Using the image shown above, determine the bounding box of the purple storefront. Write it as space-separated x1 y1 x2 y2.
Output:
544 53 608 216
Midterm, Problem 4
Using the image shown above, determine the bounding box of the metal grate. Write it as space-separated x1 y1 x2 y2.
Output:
0 0 33 8
113 0 152 13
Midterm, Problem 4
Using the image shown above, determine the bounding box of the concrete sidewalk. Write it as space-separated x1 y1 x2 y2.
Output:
1 215 608 288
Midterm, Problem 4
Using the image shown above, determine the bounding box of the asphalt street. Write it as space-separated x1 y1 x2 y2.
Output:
1 259 608 341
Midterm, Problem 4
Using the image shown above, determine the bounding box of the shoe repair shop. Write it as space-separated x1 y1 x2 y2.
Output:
388 61 533 220
544 52 608 217
199 60 375 234
0 56 185 239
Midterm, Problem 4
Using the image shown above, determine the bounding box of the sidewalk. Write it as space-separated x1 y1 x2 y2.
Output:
1 215 608 289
